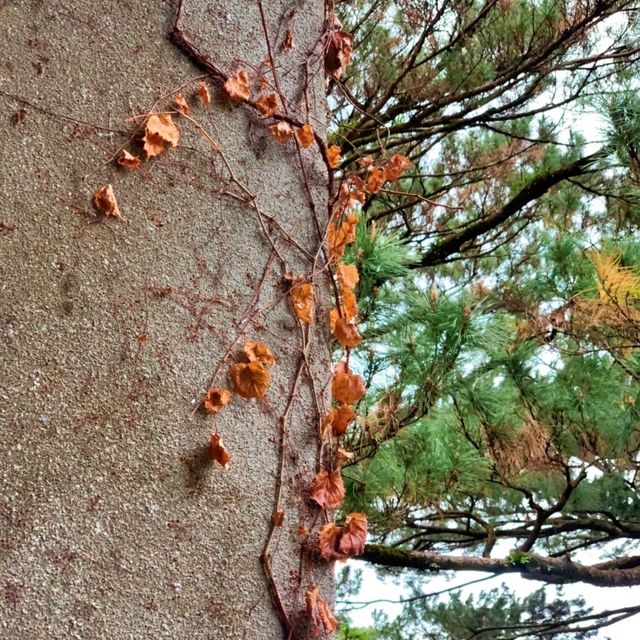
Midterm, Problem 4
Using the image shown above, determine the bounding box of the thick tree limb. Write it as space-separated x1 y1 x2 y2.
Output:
412 150 606 268
361 544 640 587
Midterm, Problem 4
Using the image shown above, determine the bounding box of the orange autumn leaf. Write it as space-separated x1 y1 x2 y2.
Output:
93 184 124 221
337 262 359 290
244 341 276 366
332 369 366 404
338 512 368 557
143 113 180 158
197 81 211 106
290 281 314 324
327 144 341 169
256 93 278 117
329 308 340 333
117 149 141 170
342 287 358 320
329 295 358 331
174 93 190 115
305 587 338 638
280 28 294 52
272 510 285 526
324 29 353 80
269 121 293 143
229 361 271 399
318 522 345 561
296 124 314 148
384 154 411 181
208 433 230 469
330 404 355 437
203 387 231 415
318 513 368 561
224 68 251 102
309 469 345 509
143 132 166 158
333 316 362 348
297 525 308 536
366 167 386 193
328 214 359 262
318 599 338 636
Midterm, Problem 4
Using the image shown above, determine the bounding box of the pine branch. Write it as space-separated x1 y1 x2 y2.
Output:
412 150 606 268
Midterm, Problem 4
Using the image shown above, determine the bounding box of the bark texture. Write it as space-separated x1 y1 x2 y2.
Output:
362 544 640 587
0 1 331 638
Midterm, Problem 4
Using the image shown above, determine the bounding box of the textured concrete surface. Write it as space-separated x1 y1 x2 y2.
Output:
0 1 331 638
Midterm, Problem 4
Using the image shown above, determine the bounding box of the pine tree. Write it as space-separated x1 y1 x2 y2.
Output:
331 0 640 635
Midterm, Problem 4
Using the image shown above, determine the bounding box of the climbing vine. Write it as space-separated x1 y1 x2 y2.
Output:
89 2 410 637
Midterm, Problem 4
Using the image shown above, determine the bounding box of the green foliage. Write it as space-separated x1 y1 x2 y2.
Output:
333 0 640 635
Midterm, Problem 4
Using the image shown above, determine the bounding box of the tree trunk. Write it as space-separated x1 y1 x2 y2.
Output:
0 2 331 638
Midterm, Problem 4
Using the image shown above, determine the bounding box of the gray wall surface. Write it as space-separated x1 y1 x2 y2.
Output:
0 1 332 637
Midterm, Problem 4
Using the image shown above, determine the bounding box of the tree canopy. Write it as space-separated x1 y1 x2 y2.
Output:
328 0 640 636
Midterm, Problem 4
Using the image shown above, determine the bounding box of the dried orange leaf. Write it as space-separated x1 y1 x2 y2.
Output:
203 387 231 415
197 81 211 107
143 132 166 159
296 123 314 148
384 154 411 181
297 525 308 536
337 262 359 291
256 93 278 117
331 404 355 437
333 316 362 349
305 587 338 638
269 121 293 143
328 214 359 263
117 150 141 170
366 167 386 193
244 341 276 366
146 113 180 146
144 113 180 158
280 28 294 52
208 433 230 469
174 93 190 115
337 512 368 557
230 361 271 399
290 281 314 324
327 144 341 169
318 522 345 561
332 370 366 404
224 68 251 102
329 308 340 333
93 184 124 221
319 599 338 633
342 288 358 321
325 29 353 80
309 469 345 509
272 510 285 526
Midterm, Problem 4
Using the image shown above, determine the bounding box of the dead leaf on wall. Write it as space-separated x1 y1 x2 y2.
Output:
208 433 230 468
93 184 124 221
256 93 278 117
143 113 180 158
230 361 271 399
224 69 251 102
117 150 141 169
309 469 345 509
269 121 293 143
203 387 232 415
197 82 211 107
296 124 314 148
290 281 314 324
